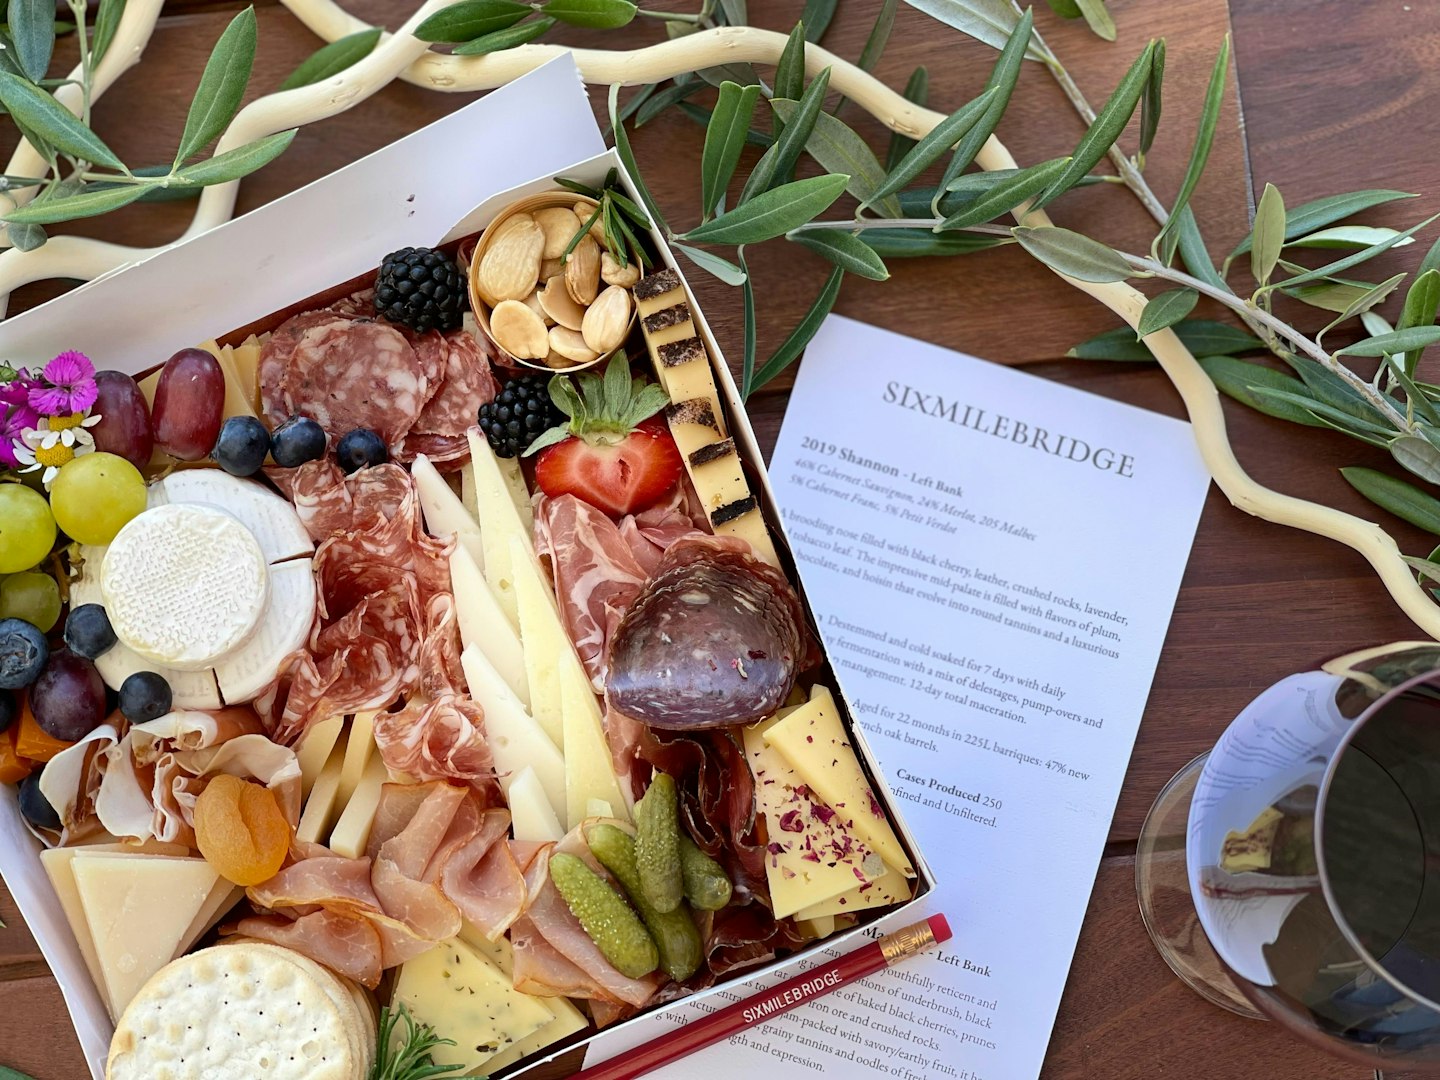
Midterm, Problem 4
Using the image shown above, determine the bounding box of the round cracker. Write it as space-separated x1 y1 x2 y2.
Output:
106 944 357 1080
228 941 371 1074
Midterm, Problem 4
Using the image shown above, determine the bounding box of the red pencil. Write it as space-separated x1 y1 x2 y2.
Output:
571 914 953 1080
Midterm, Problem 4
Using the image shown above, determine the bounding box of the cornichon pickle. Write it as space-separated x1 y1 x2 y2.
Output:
587 823 703 982
678 834 733 911
635 773 684 913
549 852 659 979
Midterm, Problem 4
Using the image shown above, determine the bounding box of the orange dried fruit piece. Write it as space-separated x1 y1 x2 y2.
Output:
194 774 290 886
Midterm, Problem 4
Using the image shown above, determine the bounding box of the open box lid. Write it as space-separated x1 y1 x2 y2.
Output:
0 57 604 372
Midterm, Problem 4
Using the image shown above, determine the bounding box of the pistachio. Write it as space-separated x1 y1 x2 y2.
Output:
491 299 550 360
566 234 602 306
539 274 586 331
601 251 641 289
522 287 553 327
582 285 633 355
575 201 606 243
550 326 601 366
536 207 583 260
478 213 544 304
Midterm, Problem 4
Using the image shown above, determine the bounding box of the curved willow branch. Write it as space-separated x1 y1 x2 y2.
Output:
10 14 1439 637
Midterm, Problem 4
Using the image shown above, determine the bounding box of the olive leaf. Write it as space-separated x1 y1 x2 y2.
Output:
1070 319 1262 360
3 182 147 224
864 86 997 211
1137 288 1199 337
607 84 664 230
0 72 123 169
1250 387 1391 443
1337 325 1440 358
1317 273 1406 335
886 66 929 171
1138 38 1165 161
1046 0 1082 15
1398 268 1440 375
938 155 1068 229
772 21 806 108
671 241 747 286
635 81 702 127
1229 189 1418 261
833 0 898 115
801 0 838 42
684 173 849 245
1383 357 1440 425
1170 205 1228 291
770 100 901 218
0 1065 40 1080
738 67 830 203
1197 355 1327 427
1288 225 1414 250
453 17 555 54
1342 466 1440 535
700 82 762 220
749 264 844 396
6 221 43 250
1284 356 1389 425
175 7 258 166
740 247 756 396
1250 182 1285 287
92 0 127 66
677 102 771 148
787 228 889 280
861 228 1008 257
8 0 54 83
1285 278 1392 315
719 0 747 23
1270 214 1439 293
1012 226 1131 283
279 28 381 90
1393 436 1440 486
414 0 529 42
1155 34 1229 264
1038 40 1157 209
172 129 296 186
541 0 636 29
934 8 1032 208
902 0 1044 59
1074 0 1116 42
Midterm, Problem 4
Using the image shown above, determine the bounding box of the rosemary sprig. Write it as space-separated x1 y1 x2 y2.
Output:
368 1003 466 1080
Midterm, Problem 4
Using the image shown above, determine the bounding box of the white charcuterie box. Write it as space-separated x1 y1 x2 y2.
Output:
0 56 934 1079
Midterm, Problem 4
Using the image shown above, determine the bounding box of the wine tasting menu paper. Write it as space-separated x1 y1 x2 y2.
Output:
586 315 1211 1079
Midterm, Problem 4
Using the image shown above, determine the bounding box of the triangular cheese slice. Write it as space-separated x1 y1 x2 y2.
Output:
72 854 221 1019
558 649 629 829
178 880 244 954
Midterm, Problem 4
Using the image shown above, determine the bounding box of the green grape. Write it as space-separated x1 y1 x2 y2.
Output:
0 484 57 573
50 452 147 546
0 571 61 632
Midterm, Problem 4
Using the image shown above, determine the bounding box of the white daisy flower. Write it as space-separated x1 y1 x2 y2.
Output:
13 412 99 488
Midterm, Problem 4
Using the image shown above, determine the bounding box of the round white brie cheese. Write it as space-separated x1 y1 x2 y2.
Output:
102 504 270 671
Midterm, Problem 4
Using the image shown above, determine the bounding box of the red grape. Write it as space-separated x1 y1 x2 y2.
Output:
89 370 153 468
30 648 106 742
151 348 224 461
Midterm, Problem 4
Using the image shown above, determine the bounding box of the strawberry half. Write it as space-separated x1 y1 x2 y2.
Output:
526 354 683 518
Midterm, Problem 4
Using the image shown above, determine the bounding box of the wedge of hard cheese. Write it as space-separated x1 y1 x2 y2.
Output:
634 269 779 566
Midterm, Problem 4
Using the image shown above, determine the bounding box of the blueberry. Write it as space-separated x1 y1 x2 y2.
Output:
212 415 271 477
270 415 328 468
18 769 60 832
0 689 15 734
0 617 47 689
336 428 388 474
64 603 117 660
118 670 172 723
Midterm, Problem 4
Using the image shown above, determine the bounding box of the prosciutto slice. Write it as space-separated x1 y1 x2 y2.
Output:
234 909 384 989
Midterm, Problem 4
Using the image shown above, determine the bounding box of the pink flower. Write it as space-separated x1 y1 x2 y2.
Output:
1 405 39 471
29 350 97 416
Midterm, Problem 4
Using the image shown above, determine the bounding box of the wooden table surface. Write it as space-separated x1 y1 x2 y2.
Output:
3 1 1438 1077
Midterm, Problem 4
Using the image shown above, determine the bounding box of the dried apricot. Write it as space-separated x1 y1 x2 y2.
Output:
194 774 290 885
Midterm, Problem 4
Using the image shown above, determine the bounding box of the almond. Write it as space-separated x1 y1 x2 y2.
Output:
478 213 544 304
574 201 605 243
522 287 553 326
601 251 641 289
566 234 602 306
490 299 550 360
550 326 601 366
535 207 583 260
541 257 565 280
582 285 632 354
539 274 585 331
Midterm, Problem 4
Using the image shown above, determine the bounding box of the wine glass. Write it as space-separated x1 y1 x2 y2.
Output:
1137 641 1440 1068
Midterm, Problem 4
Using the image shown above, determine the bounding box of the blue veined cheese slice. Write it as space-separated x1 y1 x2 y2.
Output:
392 938 553 1075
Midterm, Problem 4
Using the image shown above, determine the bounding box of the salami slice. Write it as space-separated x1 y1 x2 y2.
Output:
605 536 807 728
284 320 426 453
259 310 358 427
412 330 499 437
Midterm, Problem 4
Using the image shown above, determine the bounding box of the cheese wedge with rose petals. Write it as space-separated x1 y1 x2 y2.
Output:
743 713 882 918
763 685 914 876
392 938 554 1075
71 854 222 1019
795 859 912 921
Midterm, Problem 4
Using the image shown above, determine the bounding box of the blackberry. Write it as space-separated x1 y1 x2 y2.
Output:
375 246 467 333
478 375 564 458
